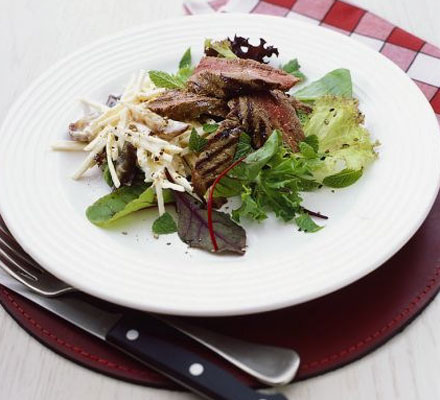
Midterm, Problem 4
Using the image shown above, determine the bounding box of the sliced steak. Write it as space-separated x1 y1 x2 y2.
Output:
187 57 299 99
192 119 242 197
227 90 305 151
147 90 228 120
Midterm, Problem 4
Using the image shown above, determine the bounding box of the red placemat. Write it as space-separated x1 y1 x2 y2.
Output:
1 191 439 389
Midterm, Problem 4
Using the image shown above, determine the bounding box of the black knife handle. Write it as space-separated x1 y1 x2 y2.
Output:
107 315 288 400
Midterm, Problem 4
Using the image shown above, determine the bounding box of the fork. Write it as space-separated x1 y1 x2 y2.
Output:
0 215 300 386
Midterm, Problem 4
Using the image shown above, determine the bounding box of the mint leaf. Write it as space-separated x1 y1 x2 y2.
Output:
295 213 323 233
179 48 192 69
323 168 363 188
189 128 208 153
299 142 317 159
233 132 253 161
152 212 177 235
176 66 194 83
202 123 219 133
282 58 306 81
302 135 319 152
151 49 193 89
148 71 185 89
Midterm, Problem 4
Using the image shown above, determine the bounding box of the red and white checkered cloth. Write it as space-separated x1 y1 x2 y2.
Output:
184 0 440 124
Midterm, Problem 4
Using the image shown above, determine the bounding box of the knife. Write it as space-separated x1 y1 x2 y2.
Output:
0 272 288 400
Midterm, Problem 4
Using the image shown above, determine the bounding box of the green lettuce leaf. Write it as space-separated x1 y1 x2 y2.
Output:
86 184 173 227
303 96 378 184
301 135 319 152
299 141 317 159
296 109 311 126
295 69 352 102
204 38 238 59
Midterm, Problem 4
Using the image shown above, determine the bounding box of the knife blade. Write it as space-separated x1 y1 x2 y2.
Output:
0 271 288 400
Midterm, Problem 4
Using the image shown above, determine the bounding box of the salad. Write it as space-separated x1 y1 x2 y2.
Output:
53 36 378 255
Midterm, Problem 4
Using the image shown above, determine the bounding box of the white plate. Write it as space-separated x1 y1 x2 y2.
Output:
0 14 439 316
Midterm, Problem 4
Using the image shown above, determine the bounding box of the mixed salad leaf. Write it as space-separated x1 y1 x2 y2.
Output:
189 128 208 153
205 36 279 63
58 37 378 256
222 131 321 226
295 68 352 101
204 38 238 59
302 96 378 183
282 58 306 82
152 212 178 235
86 184 173 227
175 192 246 254
149 48 194 89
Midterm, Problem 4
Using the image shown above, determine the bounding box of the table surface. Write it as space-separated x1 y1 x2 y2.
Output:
0 1 439 399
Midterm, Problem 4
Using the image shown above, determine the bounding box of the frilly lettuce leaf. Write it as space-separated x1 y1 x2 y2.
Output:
303 96 378 182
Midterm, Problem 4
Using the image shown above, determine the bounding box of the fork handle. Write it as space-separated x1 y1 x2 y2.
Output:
107 315 288 400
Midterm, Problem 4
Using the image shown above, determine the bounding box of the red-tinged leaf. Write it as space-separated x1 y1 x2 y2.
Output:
174 192 246 255
207 157 246 251
229 35 279 63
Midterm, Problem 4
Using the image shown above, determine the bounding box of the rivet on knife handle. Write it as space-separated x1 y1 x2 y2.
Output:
107 315 288 400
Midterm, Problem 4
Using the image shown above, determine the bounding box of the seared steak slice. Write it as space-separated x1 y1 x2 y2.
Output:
192 120 242 197
227 90 305 151
187 57 299 99
147 90 228 120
